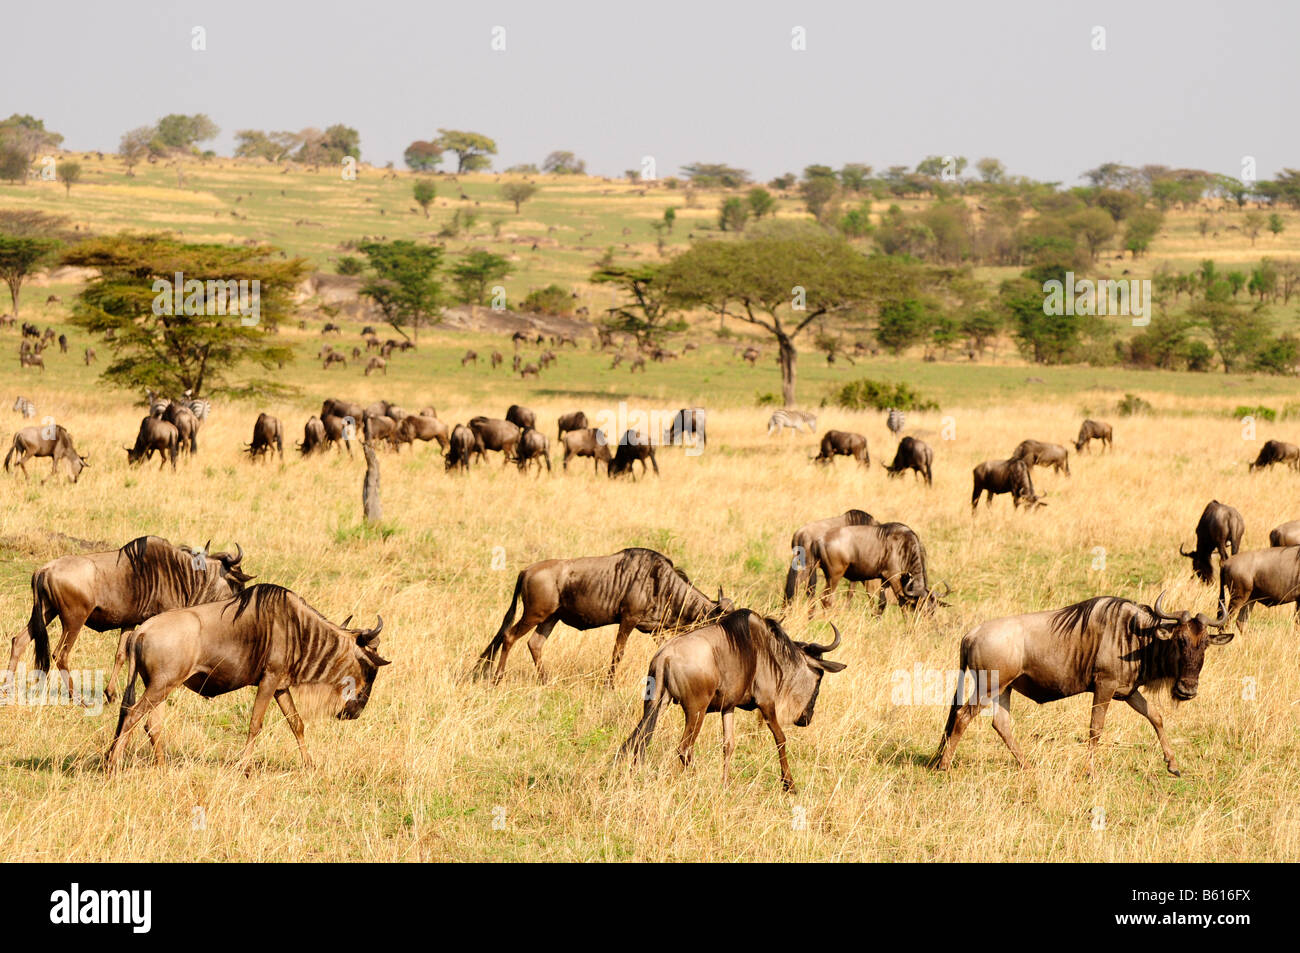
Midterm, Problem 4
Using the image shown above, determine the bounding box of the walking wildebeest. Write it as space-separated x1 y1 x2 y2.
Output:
560 428 612 473
515 428 551 474
1180 500 1244 584
106 584 387 770
767 409 816 435
557 410 588 441
4 425 89 483
620 611 846 792
298 416 327 456
395 414 450 451
126 417 180 470
1011 439 1070 476
323 352 347 370
1249 439 1300 472
814 430 869 466
1074 419 1113 453
1269 520 1300 547
884 436 933 485
10 535 251 701
664 407 706 449
931 592 1232 776
811 521 947 612
469 416 521 462
476 547 731 685
1217 546 1300 634
445 424 477 471
609 430 659 478
506 404 536 431
246 412 284 462
784 509 877 603
971 459 1043 511
163 402 199 454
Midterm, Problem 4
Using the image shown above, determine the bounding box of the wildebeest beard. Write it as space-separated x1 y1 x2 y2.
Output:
118 536 250 620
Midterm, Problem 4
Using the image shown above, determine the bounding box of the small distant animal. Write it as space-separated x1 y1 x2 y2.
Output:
1074 419 1113 453
12 396 36 419
767 410 816 435
462 349 478 367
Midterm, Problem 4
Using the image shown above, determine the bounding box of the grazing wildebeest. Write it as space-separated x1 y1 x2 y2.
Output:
469 416 521 462
126 417 180 470
395 414 450 451
506 404 536 431
971 459 1043 511
627 355 645 373
1011 439 1070 476
767 409 816 435
664 407 707 448
741 347 759 365
321 398 364 422
1249 439 1300 472
19 350 44 371
884 436 933 485
620 611 846 791
321 413 356 456
557 410 588 441
784 509 877 603
490 351 503 369
461 349 478 366
931 592 1232 776
246 412 284 462
363 413 397 446
1074 419 1113 453
106 585 387 770
57 334 67 354
515 428 552 474
477 547 732 684
1269 520 1300 548
520 362 540 379
814 430 869 466
83 347 96 365
609 430 658 478
323 352 347 370
1180 500 1244 584
163 402 200 454
10 535 251 700
365 356 387 376
298 416 327 456
4 425 89 483
322 322 342 335
811 521 947 612
560 428 611 473
1217 546 1300 634
13 396 36 418
446 424 477 471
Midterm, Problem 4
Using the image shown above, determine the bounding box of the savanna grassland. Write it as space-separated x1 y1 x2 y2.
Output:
1 160 1299 862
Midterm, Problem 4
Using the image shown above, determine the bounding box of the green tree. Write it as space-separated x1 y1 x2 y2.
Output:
412 179 437 217
876 297 933 355
119 126 154 175
1001 273 1082 364
591 263 682 346
975 157 1005 183
718 197 748 232
62 235 303 397
0 209 70 315
357 240 445 343
663 207 676 232
500 181 539 213
154 114 219 150
746 187 775 220
1068 207 1116 260
542 150 585 174
1193 298 1268 373
800 166 840 223
0 114 63 169
403 140 443 171
839 163 873 192
680 162 750 188
450 250 511 305
0 147 28 183
434 129 497 173
57 160 81 196
1242 211 1265 246
1123 209 1163 258
1268 213 1285 240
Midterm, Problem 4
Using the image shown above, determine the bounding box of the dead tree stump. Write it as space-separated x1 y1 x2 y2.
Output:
363 443 382 522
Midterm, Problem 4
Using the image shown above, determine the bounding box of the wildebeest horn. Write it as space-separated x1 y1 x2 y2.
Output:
1152 589 1185 624
230 542 243 565
203 539 211 554
358 615 384 644
342 614 354 628
1179 543 1194 558
1197 604 1232 629
807 622 841 655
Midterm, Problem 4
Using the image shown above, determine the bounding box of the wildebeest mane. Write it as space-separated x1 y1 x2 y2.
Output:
844 509 874 525
225 583 357 682
716 610 804 680
117 535 237 616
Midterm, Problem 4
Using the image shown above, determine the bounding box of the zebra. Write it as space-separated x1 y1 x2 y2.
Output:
767 409 818 435
886 408 905 437
182 390 211 422
145 390 171 417
12 396 36 419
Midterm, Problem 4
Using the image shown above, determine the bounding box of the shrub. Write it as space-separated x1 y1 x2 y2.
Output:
832 378 938 412
336 256 364 276
1116 393 1153 416
521 284 572 316
1234 404 1277 422
755 392 781 406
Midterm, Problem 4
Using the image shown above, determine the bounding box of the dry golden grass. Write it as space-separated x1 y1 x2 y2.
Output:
1 358 1298 861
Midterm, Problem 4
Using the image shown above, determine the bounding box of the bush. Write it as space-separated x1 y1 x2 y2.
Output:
831 378 938 412
1234 405 1277 422
336 256 364 276
1116 393 1153 416
521 284 572 316
755 392 781 406
1185 340 1214 372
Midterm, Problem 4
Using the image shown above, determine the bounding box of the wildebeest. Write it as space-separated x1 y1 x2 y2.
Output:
609 430 658 478
1269 520 1300 547
557 410 588 441
321 398 364 422
395 414 450 451
4 425 89 483
741 347 759 365
321 413 356 456
783 509 877 603
490 351 503 369
9 535 251 700
476 547 731 684
461 349 478 366
57 334 68 354
767 409 816 435
1217 546 1300 634
323 352 347 369
365 356 387 376
126 417 180 470
520 362 540 379
246 412 284 462
298 416 327 456
931 592 1231 776
664 407 706 449
1074 419 1113 453
13 396 35 418
1180 500 1244 584
506 404 536 431
163 402 199 454
971 459 1043 511
560 428 611 473
814 430 869 466
445 423 477 471
1249 439 1300 472
811 521 946 612
83 347 96 365
1011 439 1070 476
469 416 521 462
619 611 845 791
884 436 933 485
106 584 387 770
19 350 44 371
515 428 551 474
363 413 397 446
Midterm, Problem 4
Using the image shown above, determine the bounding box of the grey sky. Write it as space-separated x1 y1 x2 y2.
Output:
6 0 1297 184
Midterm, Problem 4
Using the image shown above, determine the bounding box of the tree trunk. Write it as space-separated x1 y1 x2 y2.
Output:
363 444 382 522
778 335 797 407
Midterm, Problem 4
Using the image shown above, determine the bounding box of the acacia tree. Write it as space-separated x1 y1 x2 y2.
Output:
357 240 444 344
500 181 538 212
0 209 71 316
63 235 303 397
434 130 497 172
413 179 437 217
591 264 682 347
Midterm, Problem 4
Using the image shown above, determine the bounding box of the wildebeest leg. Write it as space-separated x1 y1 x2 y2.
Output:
143 704 166 766
106 683 169 771
275 689 312 767
990 689 1027 768
721 709 736 784
760 705 796 792
1126 690 1178 776
237 678 278 765
1085 685 1115 777
495 606 549 683
105 628 134 703
51 616 85 702
607 617 638 686
676 702 707 771
525 613 562 682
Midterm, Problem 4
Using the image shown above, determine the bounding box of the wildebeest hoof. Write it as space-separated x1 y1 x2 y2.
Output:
1167 766 1181 777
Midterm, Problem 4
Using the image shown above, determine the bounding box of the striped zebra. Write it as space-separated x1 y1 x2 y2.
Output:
184 392 211 422
12 396 36 419
145 390 171 417
886 408 905 437
767 409 818 435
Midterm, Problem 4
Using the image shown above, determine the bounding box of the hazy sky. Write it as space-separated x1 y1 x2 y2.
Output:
6 0 1297 184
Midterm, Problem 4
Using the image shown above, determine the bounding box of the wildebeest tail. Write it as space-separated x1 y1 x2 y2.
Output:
28 569 54 672
114 630 141 739
930 642 971 767
619 652 670 762
3 436 17 473
476 570 524 673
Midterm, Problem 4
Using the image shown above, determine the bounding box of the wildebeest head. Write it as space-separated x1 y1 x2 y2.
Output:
1145 591 1232 701
1179 542 1214 584
338 615 390 719
782 621 847 727
182 540 255 594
